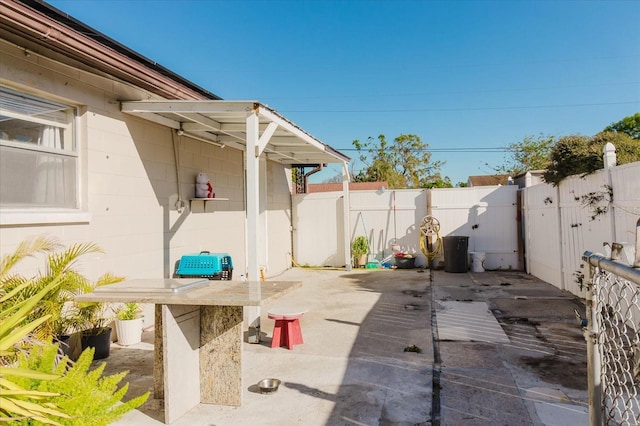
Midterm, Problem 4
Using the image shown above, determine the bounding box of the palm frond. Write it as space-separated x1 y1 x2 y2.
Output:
46 242 102 277
0 277 62 349
0 237 59 281
95 272 125 288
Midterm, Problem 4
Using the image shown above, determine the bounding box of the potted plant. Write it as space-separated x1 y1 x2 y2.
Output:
69 271 124 360
1 238 148 424
0 237 122 360
114 302 143 346
72 300 112 360
352 236 369 268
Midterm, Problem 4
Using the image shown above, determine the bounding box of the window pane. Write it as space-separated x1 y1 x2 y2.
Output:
0 87 74 151
0 145 77 208
0 87 77 210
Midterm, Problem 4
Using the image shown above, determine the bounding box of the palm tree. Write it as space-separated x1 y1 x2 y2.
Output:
1 238 122 340
0 237 140 424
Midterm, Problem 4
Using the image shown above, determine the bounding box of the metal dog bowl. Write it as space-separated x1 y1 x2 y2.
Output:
258 378 281 394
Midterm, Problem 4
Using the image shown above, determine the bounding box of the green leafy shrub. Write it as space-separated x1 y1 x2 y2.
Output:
0 277 69 424
543 132 640 186
10 343 149 426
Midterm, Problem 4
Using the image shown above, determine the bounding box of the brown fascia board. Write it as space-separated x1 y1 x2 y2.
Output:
0 0 222 100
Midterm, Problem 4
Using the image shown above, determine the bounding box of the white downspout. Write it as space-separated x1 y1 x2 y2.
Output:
171 129 185 213
259 157 268 273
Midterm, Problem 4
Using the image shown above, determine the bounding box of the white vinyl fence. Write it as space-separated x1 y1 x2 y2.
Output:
292 186 518 270
523 161 640 296
292 160 638 290
431 186 519 270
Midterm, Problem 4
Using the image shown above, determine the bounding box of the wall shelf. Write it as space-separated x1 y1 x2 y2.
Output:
189 198 229 209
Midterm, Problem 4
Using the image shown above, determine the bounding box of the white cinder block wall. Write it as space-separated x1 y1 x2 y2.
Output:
0 40 294 316
266 161 295 275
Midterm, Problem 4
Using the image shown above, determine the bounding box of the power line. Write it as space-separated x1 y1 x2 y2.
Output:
213 54 640 78
340 147 508 152
263 81 640 101
283 101 639 114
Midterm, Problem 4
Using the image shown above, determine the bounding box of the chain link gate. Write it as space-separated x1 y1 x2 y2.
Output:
583 251 640 425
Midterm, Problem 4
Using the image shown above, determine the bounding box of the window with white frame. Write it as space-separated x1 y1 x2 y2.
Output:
0 86 78 209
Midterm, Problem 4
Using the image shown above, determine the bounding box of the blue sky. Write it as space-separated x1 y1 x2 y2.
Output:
48 0 640 185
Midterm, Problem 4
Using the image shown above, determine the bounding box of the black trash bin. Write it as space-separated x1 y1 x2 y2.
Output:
443 236 469 273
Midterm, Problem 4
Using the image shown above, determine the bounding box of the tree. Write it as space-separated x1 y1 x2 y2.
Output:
352 134 444 189
494 134 554 176
423 176 454 189
543 131 640 186
604 112 640 140
591 131 640 164
542 135 593 186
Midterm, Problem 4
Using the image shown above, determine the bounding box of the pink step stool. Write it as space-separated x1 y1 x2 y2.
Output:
268 309 306 350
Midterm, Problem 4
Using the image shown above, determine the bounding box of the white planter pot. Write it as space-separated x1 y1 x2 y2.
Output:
115 318 143 346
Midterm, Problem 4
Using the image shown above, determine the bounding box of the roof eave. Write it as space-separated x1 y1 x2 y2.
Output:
1 0 220 100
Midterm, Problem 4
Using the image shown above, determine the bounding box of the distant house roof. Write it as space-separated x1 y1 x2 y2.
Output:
307 182 388 193
467 175 511 187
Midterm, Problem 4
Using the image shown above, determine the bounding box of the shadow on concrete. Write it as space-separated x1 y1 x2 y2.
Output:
101 269 589 425
317 269 434 425
284 382 337 402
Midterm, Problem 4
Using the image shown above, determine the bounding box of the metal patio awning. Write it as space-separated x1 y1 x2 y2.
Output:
121 100 349 165
121 99 353 331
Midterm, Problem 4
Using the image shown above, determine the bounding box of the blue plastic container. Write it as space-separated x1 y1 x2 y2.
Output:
175 251 233 280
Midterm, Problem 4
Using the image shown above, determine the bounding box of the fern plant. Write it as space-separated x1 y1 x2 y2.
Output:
10 344 149 426
1 261 69 424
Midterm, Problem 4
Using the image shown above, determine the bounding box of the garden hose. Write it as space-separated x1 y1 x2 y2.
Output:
290 255 346 270
419 215 442 261
420 233 442 261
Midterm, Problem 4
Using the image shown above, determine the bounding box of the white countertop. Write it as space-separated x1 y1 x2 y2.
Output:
75 279 302 306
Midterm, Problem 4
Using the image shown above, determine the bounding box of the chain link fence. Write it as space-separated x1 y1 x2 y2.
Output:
583 251 640 426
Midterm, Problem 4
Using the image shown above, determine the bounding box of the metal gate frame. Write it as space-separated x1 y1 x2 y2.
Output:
583 248 640 426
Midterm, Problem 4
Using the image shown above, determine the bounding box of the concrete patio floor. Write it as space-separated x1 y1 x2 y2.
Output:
107 268 588 425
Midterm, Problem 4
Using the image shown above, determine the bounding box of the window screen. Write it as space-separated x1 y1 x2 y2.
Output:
0 87 77 208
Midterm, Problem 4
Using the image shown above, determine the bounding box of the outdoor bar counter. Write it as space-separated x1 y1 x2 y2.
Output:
75 278 301 424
